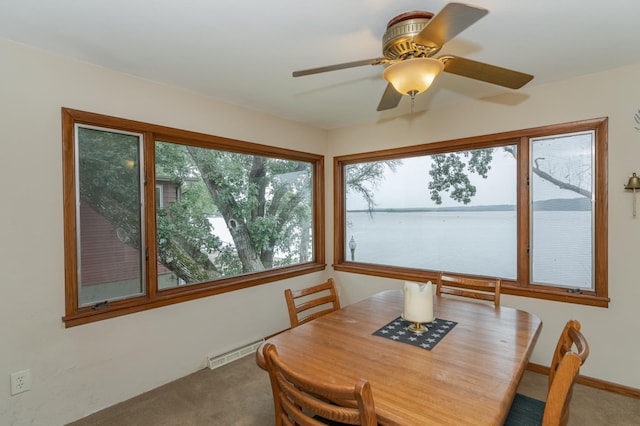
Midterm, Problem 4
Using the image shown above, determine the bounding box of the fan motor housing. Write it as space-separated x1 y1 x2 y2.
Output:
382 11 439 60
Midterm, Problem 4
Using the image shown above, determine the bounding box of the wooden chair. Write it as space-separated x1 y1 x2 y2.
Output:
285 279 341 328
436 272 501 307
263 342 378 426
505 320 590 426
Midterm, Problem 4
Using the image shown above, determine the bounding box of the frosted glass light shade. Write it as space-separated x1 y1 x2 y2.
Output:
383 58 444 96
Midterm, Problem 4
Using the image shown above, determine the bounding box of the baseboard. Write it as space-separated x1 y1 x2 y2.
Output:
527 362 640 400
207 339 264 370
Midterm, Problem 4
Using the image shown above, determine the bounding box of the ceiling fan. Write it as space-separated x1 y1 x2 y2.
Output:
292 2 534 111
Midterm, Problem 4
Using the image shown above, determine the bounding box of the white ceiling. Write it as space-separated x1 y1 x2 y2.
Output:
2 1 640 129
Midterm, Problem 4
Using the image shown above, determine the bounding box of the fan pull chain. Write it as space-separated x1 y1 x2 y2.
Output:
409 90 417 113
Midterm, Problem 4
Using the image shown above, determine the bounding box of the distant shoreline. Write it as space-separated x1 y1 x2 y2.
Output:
347 197 591 213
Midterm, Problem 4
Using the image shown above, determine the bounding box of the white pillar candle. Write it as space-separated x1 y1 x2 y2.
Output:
403 281 434 323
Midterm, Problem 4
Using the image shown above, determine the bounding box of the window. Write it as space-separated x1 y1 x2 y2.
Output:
530 132 594 289
156 185 164 210
62 108 325 326
334 118 608 307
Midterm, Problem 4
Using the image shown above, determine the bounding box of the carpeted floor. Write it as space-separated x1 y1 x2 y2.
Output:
68 354 640 425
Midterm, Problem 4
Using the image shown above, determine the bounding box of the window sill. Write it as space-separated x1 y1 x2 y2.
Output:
63 262 326 327
334 262 609 308
501 285 609 308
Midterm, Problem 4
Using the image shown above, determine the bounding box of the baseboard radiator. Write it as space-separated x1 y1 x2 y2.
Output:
207 339 264 370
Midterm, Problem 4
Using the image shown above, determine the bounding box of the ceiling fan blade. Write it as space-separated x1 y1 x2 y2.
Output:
440 55 534 89
377 83 403 111
293 58 386 77
414 2 488 49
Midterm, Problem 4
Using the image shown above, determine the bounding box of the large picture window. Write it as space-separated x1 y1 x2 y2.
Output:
63 108 325 326
334 118 608 307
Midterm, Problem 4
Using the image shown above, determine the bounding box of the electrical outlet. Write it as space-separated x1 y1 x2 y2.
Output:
10 369 31 395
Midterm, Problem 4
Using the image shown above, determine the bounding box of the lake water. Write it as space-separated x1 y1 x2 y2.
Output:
345 210 592 288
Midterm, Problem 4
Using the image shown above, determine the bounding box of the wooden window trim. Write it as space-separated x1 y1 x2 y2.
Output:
62 108 326 327
334 118 608 307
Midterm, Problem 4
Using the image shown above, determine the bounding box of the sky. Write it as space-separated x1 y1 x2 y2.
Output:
346 150 517 210
346 137 593 210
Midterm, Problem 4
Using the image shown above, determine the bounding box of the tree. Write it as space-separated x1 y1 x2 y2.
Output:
80 129 329 283
184 146 312 274
346 160 402 213
81 127 592 284
155 181 223 282
428 149 493 205
427 146 591 205
78 130 225 283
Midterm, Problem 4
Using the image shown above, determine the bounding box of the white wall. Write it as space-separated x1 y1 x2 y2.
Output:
327 63 640 390
0 38 330 425
2 35 640 425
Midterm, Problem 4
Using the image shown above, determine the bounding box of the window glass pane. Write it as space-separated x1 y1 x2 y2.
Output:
76 126 145 306
156 185 164 210
530 132 593 289
345 146 517 279
155 141 314 288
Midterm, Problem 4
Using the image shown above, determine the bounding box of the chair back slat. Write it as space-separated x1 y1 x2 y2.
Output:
436 272 501 307
263 343 377 426
285 279 341 328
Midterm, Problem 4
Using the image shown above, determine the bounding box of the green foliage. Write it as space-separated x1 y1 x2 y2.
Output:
211 245 243 277
248 215 280 251
173 145 315 273
180 180 218 216
155 141 198 181
156 198 222 283
428 149 494 205
81 130 410 282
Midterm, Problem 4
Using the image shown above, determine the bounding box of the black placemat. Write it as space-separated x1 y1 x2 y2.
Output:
372 316 457 350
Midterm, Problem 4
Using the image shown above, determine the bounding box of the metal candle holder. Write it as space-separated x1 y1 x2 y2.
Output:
407 321 428 334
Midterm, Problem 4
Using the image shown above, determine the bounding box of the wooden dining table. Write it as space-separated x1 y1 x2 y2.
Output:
256 289 542 426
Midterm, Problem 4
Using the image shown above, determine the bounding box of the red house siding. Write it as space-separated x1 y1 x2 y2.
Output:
79 181 178 286
79 202 143 285
159 182 179 206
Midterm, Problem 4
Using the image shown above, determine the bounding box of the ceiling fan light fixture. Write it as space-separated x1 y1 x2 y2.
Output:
383 57 444 97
